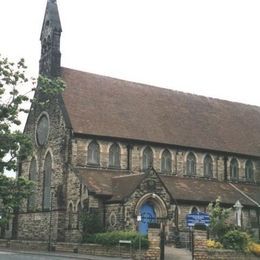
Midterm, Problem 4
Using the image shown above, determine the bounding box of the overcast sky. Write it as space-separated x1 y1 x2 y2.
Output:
1 0 260 107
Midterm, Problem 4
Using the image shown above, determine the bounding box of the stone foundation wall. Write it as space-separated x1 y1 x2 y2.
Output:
192 230 258 260
0 239 146 259
17 211 60 241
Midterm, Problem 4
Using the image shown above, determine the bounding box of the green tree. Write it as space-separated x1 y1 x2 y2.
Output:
0 55 33 173
207 197 232 240
0 174 33 227
0 54 65 231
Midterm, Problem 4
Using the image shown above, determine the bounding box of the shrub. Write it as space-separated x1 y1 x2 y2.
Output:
207 239 223 249
81 210 104 235
221 230 250 251
83 230 149 249
207 197 232 240
248 242 260 256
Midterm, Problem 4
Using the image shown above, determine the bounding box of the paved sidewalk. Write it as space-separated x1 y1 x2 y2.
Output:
165 245 192 260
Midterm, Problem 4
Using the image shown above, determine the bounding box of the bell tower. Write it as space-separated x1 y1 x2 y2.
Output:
39 0 62 77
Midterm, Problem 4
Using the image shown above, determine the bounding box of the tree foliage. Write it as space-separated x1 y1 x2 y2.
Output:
207 197 232 240
0 55 33 173
0 54 65 228
0 174 33 227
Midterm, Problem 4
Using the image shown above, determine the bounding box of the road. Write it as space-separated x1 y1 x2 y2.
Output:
0 250 127 260
0 247 192 260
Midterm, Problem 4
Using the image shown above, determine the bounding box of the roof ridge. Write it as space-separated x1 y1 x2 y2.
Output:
61 66 260 109
112 172 145 179
229 182 260 207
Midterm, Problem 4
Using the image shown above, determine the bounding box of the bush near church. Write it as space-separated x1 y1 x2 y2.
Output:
83 230 149 249
249 242 260 256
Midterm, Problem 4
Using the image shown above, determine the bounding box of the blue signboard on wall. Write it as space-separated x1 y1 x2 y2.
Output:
186 212 210 227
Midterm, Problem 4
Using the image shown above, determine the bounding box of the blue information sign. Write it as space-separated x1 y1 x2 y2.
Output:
186 212 210 227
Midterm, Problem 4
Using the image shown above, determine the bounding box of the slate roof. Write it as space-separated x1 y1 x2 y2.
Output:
76 168 126 196
111 173 147 202
160 175 260 207
62 67 260 157
77 168 260 207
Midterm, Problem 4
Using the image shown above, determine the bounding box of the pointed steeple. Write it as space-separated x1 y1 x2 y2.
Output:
39 0 62 77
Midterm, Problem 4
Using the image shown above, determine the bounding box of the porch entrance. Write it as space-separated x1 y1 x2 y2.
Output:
138 202 156 235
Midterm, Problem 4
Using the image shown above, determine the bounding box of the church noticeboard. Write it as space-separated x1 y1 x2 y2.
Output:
186 212 210 227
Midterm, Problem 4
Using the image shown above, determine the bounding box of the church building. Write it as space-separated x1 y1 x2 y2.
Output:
14 0 260 243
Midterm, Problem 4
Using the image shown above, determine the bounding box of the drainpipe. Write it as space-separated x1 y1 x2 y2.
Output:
224 156 228 181
127 144 132 171
256 207 260 240
122 202 126 230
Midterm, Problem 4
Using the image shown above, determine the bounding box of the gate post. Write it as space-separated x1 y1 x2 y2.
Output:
144 224 160 260
192 227 208 260
160 223 165 260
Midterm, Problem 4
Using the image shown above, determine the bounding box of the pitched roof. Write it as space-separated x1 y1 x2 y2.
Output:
111 173 147 201
160 175 259 207
76 168 128 196
61 67 260 157
76 167 259 207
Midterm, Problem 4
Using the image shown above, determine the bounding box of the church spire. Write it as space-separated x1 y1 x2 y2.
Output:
39 0 62 77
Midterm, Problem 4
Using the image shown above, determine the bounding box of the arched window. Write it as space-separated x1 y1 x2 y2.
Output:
186 152 196 176
161 149 172 173
87 141 100 166
245 160 254 182
191 206 199 213
77 202 81 229
28 157 37 210
43 152 52 210
109 143 120 168
230 158 239 181
143 147 153 170
204 154 213 178
68 203 73 230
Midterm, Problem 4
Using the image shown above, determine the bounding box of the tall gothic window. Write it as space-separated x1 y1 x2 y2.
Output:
161 149 172 173
143 147 153 170
68 203 73 230
186 152 196 176
43 152 52 210
77 202 81 229
230 158 239 181
204 154 213 178
109 143 120 168
28 157 37 210
87 141 100 166
245 160 254 182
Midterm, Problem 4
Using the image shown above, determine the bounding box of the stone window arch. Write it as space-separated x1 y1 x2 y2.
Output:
77 201 81 229
43 152 52 210
161 149 172 173
186 152 196 176
109 143 120 168
190 206 199 213
87 140 100 166
68 203 73 230
28 157 37 210
230 158 239 181
143 146 153 170
245 160 254 182
204 154 213 178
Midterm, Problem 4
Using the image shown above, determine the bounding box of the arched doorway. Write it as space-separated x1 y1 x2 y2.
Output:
139 202 156 235
135 193 168 235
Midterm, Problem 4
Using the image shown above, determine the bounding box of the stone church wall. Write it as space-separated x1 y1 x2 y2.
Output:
74 139 128 170
17 98 70 241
